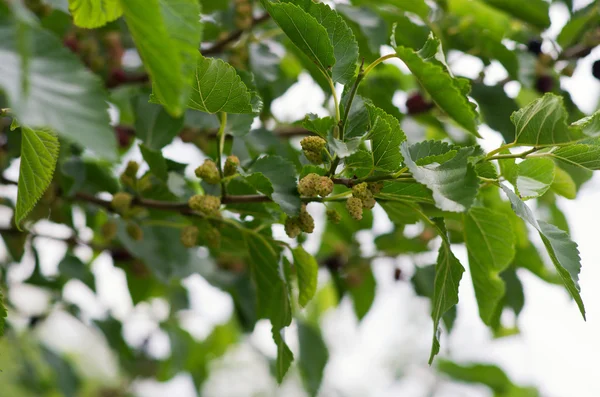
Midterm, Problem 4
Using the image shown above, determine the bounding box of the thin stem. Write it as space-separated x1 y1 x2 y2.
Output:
362 53 398 77
485 147 540 161
216 112 228 197
327 77 341 123
485 142 516 159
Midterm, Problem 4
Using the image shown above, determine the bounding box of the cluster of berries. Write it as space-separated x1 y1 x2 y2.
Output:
300 136 327 164
285 204 315 238
195 156 239 185
298 173 334 197
346 182 383 220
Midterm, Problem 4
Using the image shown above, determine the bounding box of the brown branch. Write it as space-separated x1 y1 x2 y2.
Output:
202 13 271 55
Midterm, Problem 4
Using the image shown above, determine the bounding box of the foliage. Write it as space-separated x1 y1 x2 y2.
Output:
0 0 598 395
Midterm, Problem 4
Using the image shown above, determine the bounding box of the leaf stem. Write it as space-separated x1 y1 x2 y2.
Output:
362 53 398 77
216 112 228 197
327 77 341 123
485 147 541 161
485 142 516 159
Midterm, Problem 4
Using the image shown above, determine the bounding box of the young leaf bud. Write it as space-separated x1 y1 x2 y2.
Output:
195 159 221 184
188 195 221 216
180 225 199 248
346 197 363 220
224 155 240 177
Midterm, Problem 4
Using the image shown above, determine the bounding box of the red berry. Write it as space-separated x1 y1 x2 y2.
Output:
114 126 134 148
406 93 433 115
535 75 554 93
63 36 79 53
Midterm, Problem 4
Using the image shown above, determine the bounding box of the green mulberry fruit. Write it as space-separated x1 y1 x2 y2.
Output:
206 227 222 249
368 182 384 195
111 192 133 213
316 176 334 197
300 136 327 152
298 173 320 197
189 195 221 216
195 159 221 184
224 155 240 177
126 222 143 241
352 182 371 200
285 217 302 239
326 208 341 224
346 197 363 221
101 220 118 241
180 226 199 248
299 205 315 233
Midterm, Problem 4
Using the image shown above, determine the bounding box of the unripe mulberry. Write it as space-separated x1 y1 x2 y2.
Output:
285 217 302 238
111 192 133 213
126 222 143 241
352 182 371 200
299 205 315 233
368 182 384 195
224 155 240 177
316 176 334 197
362 196 376 210
101 220 118 241
326 208 341 224
304 149 324 164
300 136 327 153
195 159 221 184
188 195 221 216
180 225 199 248
298 173 320 196
123 161 139 178
346 197 363 220
206 227 221 249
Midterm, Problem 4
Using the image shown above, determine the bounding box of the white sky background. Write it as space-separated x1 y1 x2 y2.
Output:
1 1 600 396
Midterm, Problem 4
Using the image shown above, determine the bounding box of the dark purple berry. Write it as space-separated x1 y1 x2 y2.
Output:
527 39 543 56
593 60 600 81
535 75 554 93
406 93 434 115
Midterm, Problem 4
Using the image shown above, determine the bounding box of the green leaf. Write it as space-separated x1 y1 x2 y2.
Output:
552 137 600 170
298 321 329 397
464 207 516 325
68 0 122 28
0 15 117 159
292 246 318 307
0 289 6 337
429 219 465 364
246 155 301 216
551 166 577 199
376 181 434 205
134 96 184 150
302 114 335 138
121 0 201 117
336 4 388 58
481 0 550 30
471 83 519 143
58 254 95 292
116 217 208 282
401 142 478 212
438 360 539 396
511 94 583 146
15 128 60 226
367 105 406 172
186 55 260 114
500 185 585 319
140 144 168 182
261 0 335 76
347 265 376 320
395 34 479 136
412 265 457 331
515 158 555 200
244 232 293 383
290 0 358 84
